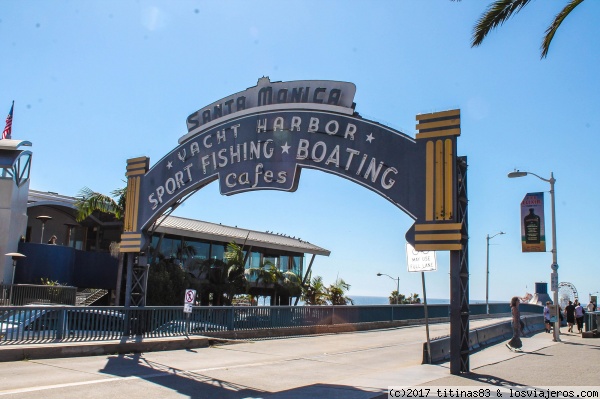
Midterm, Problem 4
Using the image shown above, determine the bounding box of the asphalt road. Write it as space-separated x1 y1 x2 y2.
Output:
1 316 586 399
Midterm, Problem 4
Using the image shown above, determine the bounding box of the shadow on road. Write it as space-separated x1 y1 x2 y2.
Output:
99 352 381 398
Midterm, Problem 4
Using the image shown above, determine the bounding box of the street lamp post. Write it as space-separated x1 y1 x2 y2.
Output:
5 252 26 305
64 223 78 247
377 273 400 304
486 231 505 314
36 215 52 243
508 170 560 342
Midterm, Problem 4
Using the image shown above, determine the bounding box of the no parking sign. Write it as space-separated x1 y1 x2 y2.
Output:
184 289 196 314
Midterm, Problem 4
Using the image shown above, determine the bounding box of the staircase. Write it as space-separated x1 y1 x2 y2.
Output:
76 288 109 306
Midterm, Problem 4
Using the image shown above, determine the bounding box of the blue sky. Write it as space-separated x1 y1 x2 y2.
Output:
2 1 599 302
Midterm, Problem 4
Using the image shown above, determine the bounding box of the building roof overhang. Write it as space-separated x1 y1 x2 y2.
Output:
27 190 331 256
153 215 331 256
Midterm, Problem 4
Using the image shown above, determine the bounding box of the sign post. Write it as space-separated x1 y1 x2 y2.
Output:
407 243 438 364
184 289 196 334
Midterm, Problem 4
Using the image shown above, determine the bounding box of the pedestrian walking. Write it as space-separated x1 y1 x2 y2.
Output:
506 296 523 352
565 300 575 333
543 301 552 333
574 300 585 333
587 300 596 313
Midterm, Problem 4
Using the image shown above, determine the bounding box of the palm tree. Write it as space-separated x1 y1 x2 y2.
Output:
246 261 279 305
388 291 421 304
222 242 248 303
75 186 126 222
471 0 585 59
75 186 126 305
302 275 328 305
327 277 353 305
281 270 303 303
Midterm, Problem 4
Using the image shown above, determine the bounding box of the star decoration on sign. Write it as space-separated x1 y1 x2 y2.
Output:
167 161 173 169
281 142 291 154
366 133 375 143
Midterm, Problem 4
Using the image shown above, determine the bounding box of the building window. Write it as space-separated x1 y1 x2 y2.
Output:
280 255 290 271
249 251 261 268
183 239 210 261
264 255 278 270
210 243 226 260
292 256 303 276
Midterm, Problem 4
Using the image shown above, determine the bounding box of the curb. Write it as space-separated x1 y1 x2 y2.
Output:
0 336 210 362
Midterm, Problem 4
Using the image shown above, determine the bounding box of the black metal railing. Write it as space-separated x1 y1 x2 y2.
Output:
0 284 77 306
0 303 543 344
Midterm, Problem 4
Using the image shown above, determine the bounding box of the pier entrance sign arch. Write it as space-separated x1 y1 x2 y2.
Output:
120 78 469 374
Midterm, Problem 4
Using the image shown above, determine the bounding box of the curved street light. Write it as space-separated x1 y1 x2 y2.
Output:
508 170 560 342
486 231 505 314
377 273 400 304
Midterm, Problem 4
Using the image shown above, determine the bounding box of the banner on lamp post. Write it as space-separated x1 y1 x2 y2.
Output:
520 192 546 252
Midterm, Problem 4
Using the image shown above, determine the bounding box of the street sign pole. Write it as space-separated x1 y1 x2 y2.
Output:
184 289 197 335
422 271 431 364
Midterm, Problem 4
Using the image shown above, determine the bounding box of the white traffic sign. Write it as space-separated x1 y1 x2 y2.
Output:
184 289 197 314
184 289 197 304
406 243 438 272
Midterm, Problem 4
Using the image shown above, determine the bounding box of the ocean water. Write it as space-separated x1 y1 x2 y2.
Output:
293 296 492 306
350 296 450 305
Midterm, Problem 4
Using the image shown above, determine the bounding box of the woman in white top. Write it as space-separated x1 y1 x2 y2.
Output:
587 301 596 313
543 301 552 333
574 301 585 333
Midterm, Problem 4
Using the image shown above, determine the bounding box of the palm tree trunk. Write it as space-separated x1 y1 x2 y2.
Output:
114 252 124 305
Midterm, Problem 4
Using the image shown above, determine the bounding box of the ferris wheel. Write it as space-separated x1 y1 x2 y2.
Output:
558 282 579 309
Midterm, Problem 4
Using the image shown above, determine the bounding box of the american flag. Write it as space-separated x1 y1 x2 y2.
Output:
2 101 14 140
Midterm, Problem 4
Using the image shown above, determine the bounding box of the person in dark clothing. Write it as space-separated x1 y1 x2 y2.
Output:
565 300 575 333
507 296 523 351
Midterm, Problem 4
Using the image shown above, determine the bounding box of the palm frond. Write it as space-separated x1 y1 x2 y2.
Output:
75 186 122 221
224 241 244 265
111 186 127 216
541 0 584 58
471 0 533 48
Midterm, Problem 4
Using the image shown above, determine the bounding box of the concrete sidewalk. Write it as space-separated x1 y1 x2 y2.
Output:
431 329 600 387
371 329 600 399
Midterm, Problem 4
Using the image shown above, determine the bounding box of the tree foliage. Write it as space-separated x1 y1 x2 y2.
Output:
146 257 199 306
327 277 354 305
302 275 328 305
389 290 421 305
301 275 354 305
75 186 126 222
470 0 586 59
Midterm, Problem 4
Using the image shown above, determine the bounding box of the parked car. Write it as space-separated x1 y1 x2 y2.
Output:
0 306 125 341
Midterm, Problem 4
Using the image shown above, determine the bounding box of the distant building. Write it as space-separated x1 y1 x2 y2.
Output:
1 139 329 305
20 189 330 305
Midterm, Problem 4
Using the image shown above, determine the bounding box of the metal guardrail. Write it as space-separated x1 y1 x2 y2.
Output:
0 303 543 345
585 311 599 332
0 284 77 306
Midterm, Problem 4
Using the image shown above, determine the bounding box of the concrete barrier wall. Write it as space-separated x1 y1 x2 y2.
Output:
205 313 514 341
423 314 545 364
